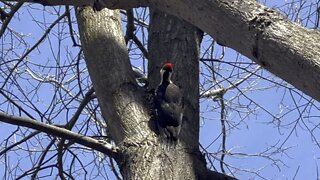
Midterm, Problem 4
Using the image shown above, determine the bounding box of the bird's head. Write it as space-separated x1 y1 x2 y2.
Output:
160 63 173 84
162 63 173 72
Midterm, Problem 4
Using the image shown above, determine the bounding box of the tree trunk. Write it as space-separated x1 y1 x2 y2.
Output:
76 7 235 180
76 7 150 145
148 9 203 149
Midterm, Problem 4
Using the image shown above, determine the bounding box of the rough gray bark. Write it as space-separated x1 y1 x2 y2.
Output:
148 9 203 150
76 7 156 179
76 6 235 180
76 8 150 145
11 0 320 101
147 10 234 180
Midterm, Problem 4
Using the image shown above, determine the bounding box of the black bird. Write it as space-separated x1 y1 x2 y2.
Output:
154 63 183 146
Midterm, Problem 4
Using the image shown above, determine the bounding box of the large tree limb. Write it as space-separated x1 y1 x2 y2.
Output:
97 0 320 102
0 112 118 157
7 0 320 101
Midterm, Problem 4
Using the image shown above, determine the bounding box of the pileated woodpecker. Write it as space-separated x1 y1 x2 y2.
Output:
154 63 183 145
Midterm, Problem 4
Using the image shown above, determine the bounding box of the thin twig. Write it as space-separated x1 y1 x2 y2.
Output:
30 139 56 179
0 131 40 156
109 157 122 180
66 5 80 47
219 96 226 174
132 35 148 59
65 87 95 129
1 10 68 89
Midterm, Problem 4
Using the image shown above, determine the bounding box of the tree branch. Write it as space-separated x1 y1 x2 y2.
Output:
0 112 119 157
200 66 261 98
0 2 23 38
66 5 81 47
0 130 40 156
6 0 92 6
219 96 227 174
124 9 134 44
65 87 95 130
124 9 149 59
6 0 320 102
31 139 56 179
132 68 148 85
99 0 320 102
1 10 68 89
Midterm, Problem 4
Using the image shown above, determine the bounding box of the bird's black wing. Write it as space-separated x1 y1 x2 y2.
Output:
154 83 183 142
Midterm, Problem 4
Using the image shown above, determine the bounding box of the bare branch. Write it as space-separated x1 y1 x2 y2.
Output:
132 35 149 59
0 112 118 157
0 131 40 156
57 141 67 180
1 10 68 89
200 88 225 99
65 87 95 129
30 139 56 179
109 157 122 180
0 2 23 38
124 9 149 59
2 0 92 6
125 9 134 44
200 66 261 98
219 97 226 174
66 5 81 47
132 68 147 85
0 7 9 21
6 0 320 102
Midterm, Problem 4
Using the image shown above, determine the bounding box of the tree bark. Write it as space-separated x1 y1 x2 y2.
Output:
12 0 320 101
76 6 235 180
76 7 150 145
148 9 203 151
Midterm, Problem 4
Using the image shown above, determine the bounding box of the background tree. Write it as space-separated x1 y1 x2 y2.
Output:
0 0 320 179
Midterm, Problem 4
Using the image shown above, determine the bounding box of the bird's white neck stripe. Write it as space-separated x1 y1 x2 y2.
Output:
160 69 172 84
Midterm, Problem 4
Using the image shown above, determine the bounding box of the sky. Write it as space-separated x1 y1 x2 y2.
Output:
1 0 320 179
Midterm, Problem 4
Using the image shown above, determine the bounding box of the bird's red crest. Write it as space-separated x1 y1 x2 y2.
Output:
162 63 173 71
